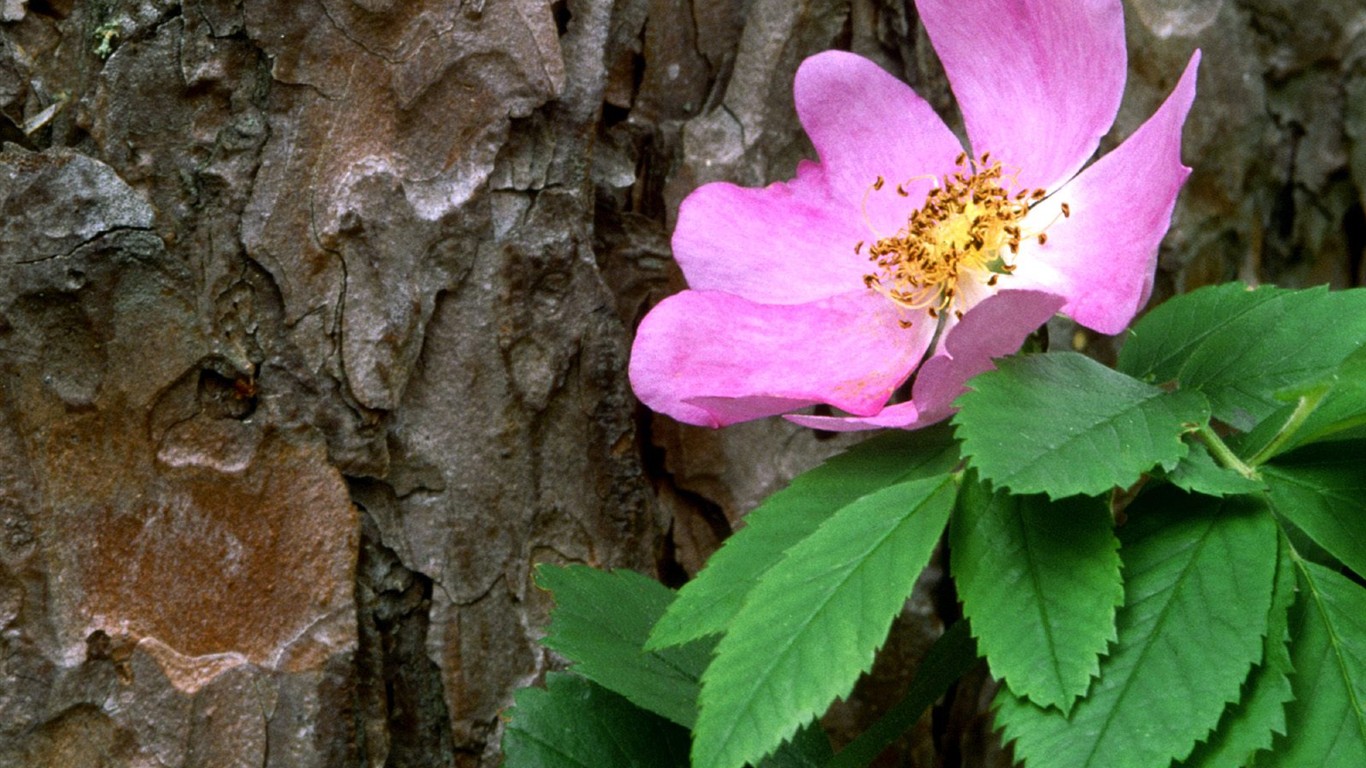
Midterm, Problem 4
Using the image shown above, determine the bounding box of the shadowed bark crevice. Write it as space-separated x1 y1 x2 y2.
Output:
354 503 457 768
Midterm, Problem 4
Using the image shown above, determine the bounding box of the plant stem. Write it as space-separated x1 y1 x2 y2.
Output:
1193 424 1259 480
1246 391 1326 467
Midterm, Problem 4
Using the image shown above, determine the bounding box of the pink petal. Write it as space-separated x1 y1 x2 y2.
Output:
1008 52 1201 335
672 161 873 304
785 400 924 432
916 0 1127 192
793 50 966 235
911 290 1066 422
786 290 1064 431
629 289 935 428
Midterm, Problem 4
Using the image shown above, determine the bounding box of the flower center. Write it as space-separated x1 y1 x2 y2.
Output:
859 152 1067 323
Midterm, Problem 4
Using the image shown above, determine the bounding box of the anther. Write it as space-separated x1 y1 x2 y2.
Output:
862 152 1042 320
1060 202 1071 218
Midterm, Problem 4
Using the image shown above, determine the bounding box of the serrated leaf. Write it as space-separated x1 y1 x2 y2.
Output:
951 477 1121 711
995 491 1278 768
1262 441 1366 578
1181 531 1296 768
536 565 712 727
1259 560 1366 767
829 620 980 768
692 475 957 768
954 352 1209 498
649 426 959 650
1117 284 1366 429
760 723 835 768
1165 440 1267 497
502 673 691 768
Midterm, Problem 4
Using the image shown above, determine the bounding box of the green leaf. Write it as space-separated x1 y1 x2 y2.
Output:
1181 531 1296 768
953 352 1209 498
1164 440 1267 497
825 614 978 765
759 723 835 768
950 477 1122 711
1260 560 1366 767
995 491 1278 768
525 569 832 767
1262 441 1366 578
536 565 712 727
1117 283 1366 429
692 475 957 768
1267 346 1366 454
649 426 959 650
829 620 980 768
1237 346 1366 463
502 673 691 768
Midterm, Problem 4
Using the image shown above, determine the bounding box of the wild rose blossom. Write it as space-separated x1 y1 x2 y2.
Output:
630 0 1200 430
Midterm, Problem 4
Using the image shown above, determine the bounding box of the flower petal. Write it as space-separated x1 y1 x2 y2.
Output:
629 289 934 428
786 290 1064 431
672 160 872 304
916 0 1127 192
793 50 966 235
911 290 1066 422
784 400 924 432
1008 52 1200 335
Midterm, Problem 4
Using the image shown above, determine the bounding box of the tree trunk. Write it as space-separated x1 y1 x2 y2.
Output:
0 0 1361 765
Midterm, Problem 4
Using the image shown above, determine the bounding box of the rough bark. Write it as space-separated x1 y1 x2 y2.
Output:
0 0 1362 765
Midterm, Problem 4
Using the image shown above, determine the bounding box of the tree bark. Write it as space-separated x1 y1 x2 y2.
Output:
0 0 1362 765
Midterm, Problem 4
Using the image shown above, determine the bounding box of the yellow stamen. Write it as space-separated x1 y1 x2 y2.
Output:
858 153 1070 318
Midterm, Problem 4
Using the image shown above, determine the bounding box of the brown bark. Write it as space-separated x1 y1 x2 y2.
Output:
0 0 1362 765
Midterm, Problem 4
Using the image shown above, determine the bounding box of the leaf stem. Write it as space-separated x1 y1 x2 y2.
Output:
1192 425 1259 480
1245 390 1327 467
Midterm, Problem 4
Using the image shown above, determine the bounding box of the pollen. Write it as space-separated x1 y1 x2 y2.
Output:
859 153 1066 317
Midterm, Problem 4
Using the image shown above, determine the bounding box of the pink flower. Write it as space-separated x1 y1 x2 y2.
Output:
630 0 1200 430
